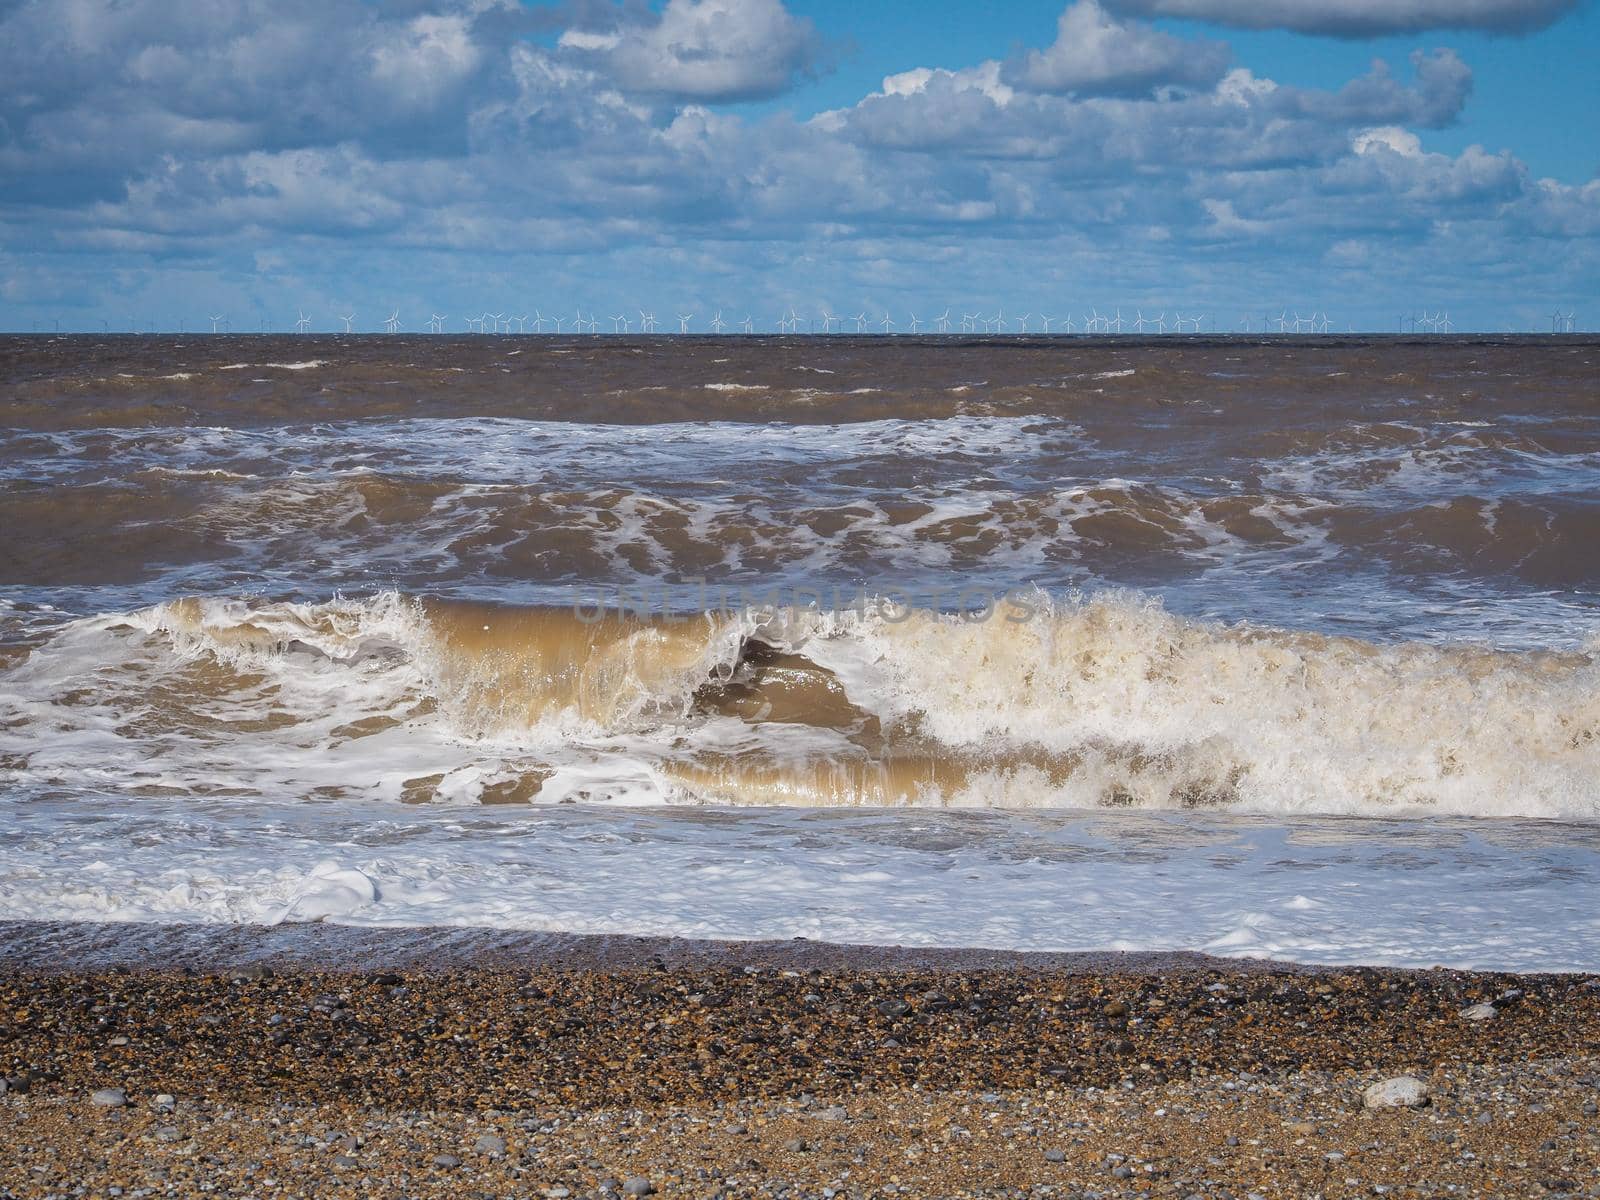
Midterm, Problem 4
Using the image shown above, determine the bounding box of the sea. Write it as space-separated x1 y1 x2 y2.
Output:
2 332 1598 971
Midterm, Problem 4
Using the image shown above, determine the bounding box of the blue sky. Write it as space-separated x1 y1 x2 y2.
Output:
2 0 1596 333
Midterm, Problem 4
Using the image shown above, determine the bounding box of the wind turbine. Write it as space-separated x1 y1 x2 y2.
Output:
294 310 311 334
853 312 867 333
739 315 753 334
428 313 446 333
677 313 694 334
512 314 529 334
336 311 354 333
209 313 226 333
1015 312 1031 334
880 314 896 333
1038 313 1054 333
639 311 657 333
907 313 922 334
1085 308 1101 334
961 313 977 333
710 311 727 334
1109 310 1124 334
820 309 839 333
1061 313 1076 333
383 310 401 334
935 310 951 333
611 313 629 333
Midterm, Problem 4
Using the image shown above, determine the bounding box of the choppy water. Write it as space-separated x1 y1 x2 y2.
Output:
2 333 1597 967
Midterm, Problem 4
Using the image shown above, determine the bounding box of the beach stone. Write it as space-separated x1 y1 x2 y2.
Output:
622 1177 655 1196
813 1106 848 1122
1362 1077 1430 1109
475 1133 506 1156
91 1087 128 1108
1044 1149 1066 1162
431 1153 461 1169
1460 1003 1498 1021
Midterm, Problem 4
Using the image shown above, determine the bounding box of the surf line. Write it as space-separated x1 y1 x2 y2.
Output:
568 581 1063 625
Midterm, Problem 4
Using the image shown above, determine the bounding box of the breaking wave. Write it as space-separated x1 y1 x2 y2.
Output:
4 590 1597 818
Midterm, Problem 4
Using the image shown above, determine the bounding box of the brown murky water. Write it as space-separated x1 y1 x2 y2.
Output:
1 332 1597 815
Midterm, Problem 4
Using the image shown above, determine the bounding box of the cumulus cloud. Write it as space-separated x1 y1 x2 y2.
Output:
0 0 533 192
0 0 1593 326
1104 0 1579 37
1007 0 1230 97
1284 49 1473 129
561 0 825 102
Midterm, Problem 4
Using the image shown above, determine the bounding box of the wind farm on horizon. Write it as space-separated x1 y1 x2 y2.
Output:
14 305 1586 337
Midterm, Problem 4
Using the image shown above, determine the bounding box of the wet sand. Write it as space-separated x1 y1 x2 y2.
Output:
2 921 1598 1197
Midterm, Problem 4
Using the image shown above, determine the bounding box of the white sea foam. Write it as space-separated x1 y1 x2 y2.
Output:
218 360 326 371
3 591 1597 820
2 799 1597 971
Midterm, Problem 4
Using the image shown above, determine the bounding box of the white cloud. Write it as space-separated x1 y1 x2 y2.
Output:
370 14 483 111
1286 49 1473 130
563 0 824 102
1105 0 1578 36
1354 127 1424 157
1200 197 1271 237
1008 0 1230 97
0 0 1593 325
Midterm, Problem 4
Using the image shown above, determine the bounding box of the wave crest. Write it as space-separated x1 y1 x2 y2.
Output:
9 589 1595 818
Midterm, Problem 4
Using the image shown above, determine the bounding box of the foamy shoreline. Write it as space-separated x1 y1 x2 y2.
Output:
2 919 1591 980
0 919 1333 976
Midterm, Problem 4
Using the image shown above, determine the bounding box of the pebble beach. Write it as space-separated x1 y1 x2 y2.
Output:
3 924 1599 1198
